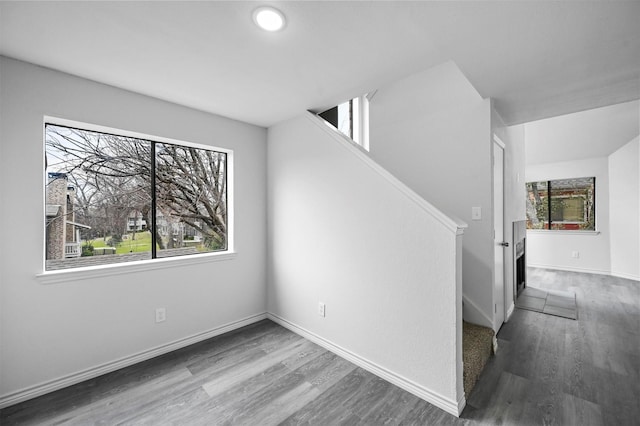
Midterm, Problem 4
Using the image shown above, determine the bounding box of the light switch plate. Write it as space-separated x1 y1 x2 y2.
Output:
472 206 482 220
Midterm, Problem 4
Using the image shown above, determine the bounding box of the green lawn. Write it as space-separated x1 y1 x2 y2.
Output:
88 231 153 254
86 231 214 255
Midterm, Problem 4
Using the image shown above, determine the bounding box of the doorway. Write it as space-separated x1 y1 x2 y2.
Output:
493 136 506 331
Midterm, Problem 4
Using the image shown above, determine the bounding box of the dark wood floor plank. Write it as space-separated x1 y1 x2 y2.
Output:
40 367 193 426
561 393 604 426
401 399 466 425
200 338 319 398
279 367 374 425
346 374 394 419
472 371 530 424
181 362 294 425
520 376 564 426
186 324 300 376
292 350 357 392
207 369 314 425
356 386 427 425
98 386 211 425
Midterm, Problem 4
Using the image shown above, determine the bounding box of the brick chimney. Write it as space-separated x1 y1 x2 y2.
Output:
46 172 68 260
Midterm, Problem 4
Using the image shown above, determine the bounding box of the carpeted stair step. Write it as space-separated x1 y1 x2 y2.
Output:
463 321 494 397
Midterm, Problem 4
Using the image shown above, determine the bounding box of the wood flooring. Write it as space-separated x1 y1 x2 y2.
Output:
465 268 640 425
1 268 638 425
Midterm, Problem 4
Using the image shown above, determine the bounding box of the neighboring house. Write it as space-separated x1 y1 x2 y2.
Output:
45 172 90 260
156 212 203 248
126 211 147 232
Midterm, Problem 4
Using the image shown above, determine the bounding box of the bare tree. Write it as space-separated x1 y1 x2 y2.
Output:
156 144 227 249
45 125 227 252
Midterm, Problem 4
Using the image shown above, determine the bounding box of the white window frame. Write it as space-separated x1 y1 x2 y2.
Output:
525 177 596 232
321 95 370 151
38 116 235 283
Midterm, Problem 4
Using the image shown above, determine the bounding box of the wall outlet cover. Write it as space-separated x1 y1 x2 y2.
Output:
155 307 166 323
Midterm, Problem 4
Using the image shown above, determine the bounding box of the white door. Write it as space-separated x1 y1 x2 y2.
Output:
493 137 506 331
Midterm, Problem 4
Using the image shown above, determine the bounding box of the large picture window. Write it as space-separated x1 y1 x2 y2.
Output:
526 177 595 231
44 121 229 271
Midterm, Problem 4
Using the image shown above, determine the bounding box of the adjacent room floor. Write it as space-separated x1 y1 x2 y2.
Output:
464 268 639 425
1 268 638 425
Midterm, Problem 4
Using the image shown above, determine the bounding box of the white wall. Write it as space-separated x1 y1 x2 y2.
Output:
267 113 465 415
609 136 640 280
526 158 611 274
368 62 497 330
0 57 268 404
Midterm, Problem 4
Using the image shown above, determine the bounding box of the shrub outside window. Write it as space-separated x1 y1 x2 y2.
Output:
526 177 595 230
44 121 229 271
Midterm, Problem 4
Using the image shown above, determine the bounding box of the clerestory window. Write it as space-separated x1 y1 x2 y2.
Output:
44 119 231 271
318 95 370 150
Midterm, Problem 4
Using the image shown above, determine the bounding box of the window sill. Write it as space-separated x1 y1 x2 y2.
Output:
526 229 600 236
36 251 237 284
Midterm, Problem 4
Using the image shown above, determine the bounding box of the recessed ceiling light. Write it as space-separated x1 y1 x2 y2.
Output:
253 6 286 32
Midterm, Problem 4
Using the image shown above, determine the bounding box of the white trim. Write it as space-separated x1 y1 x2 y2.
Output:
457 394 467 416
505 301 515 322
527 263 611 276
527 229 600 236
37 251 237 284
492 134 506 149
267 313 463 417
356 94 370 151
610 271 640 282
0 313 267 409
42 115 235 273
530 264 639 281
44 116 234 154
306 112 467 235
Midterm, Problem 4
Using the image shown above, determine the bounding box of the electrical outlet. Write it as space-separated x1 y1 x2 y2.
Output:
571 251 580 259
155 307 166 323
318 302 326 317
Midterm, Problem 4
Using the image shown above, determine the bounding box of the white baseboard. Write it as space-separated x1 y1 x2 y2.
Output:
610 271 640 282
529 264 639 282
505 301 515 322
0 312 267 409
527 263 611 276
267 313 464 417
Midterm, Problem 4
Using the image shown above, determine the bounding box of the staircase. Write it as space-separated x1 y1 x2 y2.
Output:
462 321 494 396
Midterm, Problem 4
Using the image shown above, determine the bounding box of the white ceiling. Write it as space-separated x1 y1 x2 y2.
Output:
524 100 639 165
1 1 639 128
